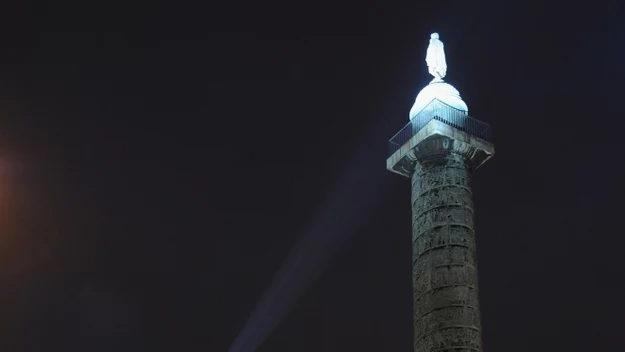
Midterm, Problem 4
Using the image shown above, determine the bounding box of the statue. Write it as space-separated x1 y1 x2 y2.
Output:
425 32 447 82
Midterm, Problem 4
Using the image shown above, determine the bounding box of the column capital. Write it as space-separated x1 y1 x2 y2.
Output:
387 119 494 177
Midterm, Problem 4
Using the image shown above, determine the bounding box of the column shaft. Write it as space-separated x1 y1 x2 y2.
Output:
411 153 483 352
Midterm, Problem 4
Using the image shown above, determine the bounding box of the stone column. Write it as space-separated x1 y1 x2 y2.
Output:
411 151 482 352
387 108 494 351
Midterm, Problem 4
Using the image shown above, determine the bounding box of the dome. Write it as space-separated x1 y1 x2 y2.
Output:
409 81 468 120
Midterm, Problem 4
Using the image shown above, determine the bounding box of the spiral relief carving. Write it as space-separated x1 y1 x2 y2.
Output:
411 153 482 352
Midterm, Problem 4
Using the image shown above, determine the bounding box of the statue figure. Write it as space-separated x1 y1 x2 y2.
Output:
425 32 447 82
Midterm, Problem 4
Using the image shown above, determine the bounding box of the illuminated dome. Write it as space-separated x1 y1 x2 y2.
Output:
409 81 468 120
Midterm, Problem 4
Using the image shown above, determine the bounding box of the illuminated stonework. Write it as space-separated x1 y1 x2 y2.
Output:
411 152 482 352
426 32 447 82
387 33 494 352
410 82 468 120
411 33 468 120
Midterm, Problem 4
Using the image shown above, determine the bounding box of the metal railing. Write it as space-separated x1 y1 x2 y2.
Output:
388 99 491 156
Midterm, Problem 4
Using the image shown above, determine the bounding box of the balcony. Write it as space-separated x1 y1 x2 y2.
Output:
388 99 491 157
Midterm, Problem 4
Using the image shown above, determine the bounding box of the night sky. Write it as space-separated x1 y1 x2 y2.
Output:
0 0 624 351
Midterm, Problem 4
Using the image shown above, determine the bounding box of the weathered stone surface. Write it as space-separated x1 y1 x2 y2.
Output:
387 119 494 177
411 152 482 352
414 326 482 352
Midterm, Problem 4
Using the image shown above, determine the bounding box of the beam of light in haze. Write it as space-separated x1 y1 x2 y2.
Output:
228 120 394 352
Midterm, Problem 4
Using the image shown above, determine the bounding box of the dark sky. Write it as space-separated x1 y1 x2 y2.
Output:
0 0 624 351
